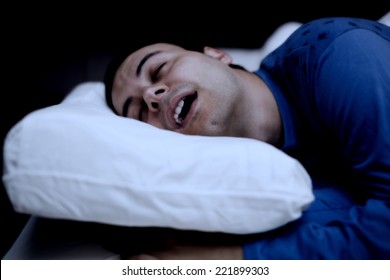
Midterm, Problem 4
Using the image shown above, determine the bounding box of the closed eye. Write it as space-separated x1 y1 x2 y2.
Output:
151 62 166 82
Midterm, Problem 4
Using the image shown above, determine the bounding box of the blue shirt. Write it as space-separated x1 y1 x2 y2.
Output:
245 17 390 259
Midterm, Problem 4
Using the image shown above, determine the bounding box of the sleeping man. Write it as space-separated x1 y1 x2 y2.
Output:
104 17 390 259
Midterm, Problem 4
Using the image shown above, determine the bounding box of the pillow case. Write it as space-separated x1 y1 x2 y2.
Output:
2 82 313 234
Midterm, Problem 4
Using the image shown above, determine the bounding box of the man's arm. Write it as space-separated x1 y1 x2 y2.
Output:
245 25 390 259
126 244 243 260
124 22 390 260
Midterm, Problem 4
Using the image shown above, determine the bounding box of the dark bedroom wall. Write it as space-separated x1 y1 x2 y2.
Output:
1 4 389 258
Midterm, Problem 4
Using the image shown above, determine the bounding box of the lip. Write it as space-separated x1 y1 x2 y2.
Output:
167 91 198 129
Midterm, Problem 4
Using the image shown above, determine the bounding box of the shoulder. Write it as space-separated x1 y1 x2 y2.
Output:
287 17 390 49
260 17 389 78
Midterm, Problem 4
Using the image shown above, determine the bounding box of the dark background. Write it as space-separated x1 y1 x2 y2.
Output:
1 4 389 258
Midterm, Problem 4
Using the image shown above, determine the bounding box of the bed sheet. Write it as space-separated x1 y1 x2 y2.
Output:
3 14 389 260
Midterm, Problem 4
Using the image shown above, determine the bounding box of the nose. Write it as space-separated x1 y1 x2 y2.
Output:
143 84 167 111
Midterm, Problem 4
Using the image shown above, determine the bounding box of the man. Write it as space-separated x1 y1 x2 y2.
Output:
104 17 390 259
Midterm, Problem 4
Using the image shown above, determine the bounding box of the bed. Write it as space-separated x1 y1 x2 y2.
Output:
3 13 389 260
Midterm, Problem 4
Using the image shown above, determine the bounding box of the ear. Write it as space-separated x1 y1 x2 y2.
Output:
203 46 232 64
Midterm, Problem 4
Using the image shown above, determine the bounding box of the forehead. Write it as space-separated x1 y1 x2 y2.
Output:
114 43 185 86
122 43 185 69
116 45 177 84
112 43 185 103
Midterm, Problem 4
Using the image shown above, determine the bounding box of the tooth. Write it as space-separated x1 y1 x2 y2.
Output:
173 99 185 125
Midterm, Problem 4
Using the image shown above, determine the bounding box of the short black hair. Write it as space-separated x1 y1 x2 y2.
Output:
104 46 248 115
104 51 132 115
103 42 202 115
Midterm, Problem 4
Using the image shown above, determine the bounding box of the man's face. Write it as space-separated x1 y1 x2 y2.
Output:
111 43 245 137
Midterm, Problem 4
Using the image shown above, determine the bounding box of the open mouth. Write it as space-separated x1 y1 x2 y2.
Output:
173 92 197 126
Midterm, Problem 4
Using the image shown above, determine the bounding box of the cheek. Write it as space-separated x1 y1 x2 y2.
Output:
196 93 233 133
171 57 227 84
144 113 164 129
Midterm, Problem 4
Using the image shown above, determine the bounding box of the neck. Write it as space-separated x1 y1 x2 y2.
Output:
237 70 282 146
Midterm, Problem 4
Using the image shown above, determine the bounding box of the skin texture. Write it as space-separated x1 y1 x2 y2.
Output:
110 43 283 259
127 245 244 260
112 43 282 146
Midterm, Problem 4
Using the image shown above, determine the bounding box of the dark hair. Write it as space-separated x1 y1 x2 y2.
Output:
104 47 248 115
104 51 132 115
103 42 201 115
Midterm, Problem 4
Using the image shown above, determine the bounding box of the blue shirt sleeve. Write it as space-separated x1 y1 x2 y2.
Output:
315 29 390 200
245 18 390 259
244 187 390 259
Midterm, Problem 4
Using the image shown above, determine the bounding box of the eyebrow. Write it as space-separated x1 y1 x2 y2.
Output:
122 50 162 117
136 50 162 77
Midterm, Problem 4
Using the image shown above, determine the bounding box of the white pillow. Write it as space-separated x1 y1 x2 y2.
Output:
2 82 314 234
